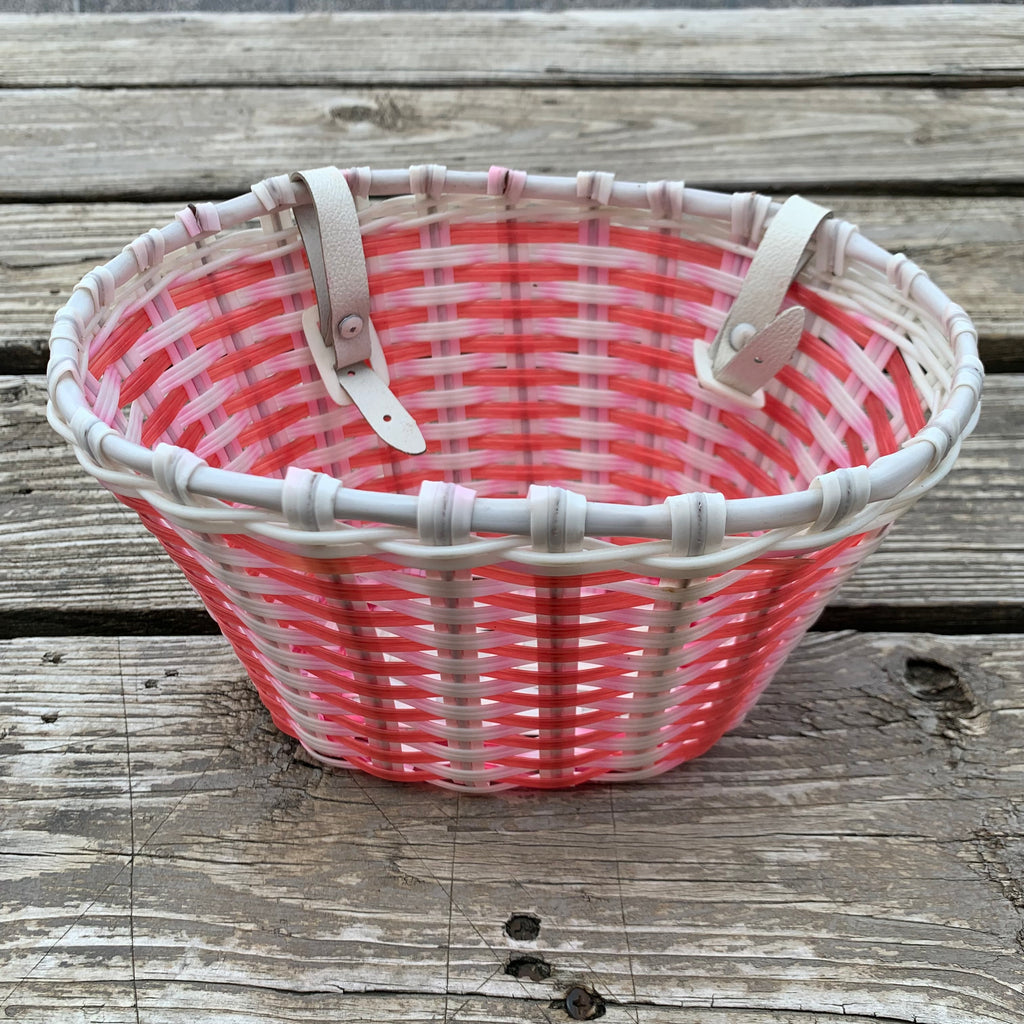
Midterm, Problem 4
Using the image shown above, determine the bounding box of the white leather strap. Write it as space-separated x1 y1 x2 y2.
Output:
290 167 372 369
290 166 425 455
707 195 831 398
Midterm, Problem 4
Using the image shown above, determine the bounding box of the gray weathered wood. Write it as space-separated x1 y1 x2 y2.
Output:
0 983 928 1024
1 375 1020 633
2 8 1024 88
3 84 1024 202
4 197 1021 372
2 631 1023 1022
3 7 1020 1023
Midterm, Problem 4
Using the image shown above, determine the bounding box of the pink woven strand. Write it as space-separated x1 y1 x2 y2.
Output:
576 172 615 500
488 165 528 203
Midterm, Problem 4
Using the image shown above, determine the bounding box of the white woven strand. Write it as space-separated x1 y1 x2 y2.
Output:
417 480 477 547
125 228 167 273
282 467 343 532
410 163 448 201
416 481 487 786
528 484 588 781
251 174 297 212
75 265 117 311
486 165 530 204
902 406 963 473
666 491 728 557
577 170 616 205
887 252 929 298
528 485 588 553
810 465 873 533
819 217 859 278
645 179 686 220
70 406 119 472
633 489 725 775
345 166 374 199
152 443 208 507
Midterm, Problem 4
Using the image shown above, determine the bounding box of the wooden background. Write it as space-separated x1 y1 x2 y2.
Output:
1 7 1023 1023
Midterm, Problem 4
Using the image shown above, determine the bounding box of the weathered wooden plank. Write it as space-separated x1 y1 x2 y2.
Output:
3 84 1024 202
0 202 183 372
0 986 959 1024
2 8 1024 88
4 197 1021 373
2 631 1023 1022
1 374 1021 633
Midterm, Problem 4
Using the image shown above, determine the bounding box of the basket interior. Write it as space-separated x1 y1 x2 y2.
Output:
83 194 944 510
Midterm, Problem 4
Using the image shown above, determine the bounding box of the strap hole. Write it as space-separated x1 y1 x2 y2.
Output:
383 414 392 422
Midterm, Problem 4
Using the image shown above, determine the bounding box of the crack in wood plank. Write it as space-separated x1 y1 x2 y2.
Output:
608 787 639 1024
117 637 141 1024
345 773 523 1000
444 795 459 1024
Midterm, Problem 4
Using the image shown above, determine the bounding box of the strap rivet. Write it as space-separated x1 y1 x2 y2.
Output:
338 314 364 338
729 322 757 350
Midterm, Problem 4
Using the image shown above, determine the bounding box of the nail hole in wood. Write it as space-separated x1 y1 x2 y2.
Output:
505 954 551 982
504 913 541 941
904 657 974 717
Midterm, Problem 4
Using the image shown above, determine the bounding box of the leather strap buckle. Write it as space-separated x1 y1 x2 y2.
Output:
696 195 831 405
291 167 426 456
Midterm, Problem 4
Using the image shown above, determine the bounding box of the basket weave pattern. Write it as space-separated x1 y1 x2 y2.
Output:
48 170 981 790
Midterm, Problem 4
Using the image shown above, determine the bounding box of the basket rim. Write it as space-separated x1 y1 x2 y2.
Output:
46 166 984 553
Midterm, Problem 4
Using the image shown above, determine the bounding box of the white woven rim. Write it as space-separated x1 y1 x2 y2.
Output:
46 168 984 565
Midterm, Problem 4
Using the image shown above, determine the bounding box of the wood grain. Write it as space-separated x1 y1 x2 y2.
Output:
0 984 934 1024
2 8 1024 88
3 9 1019 1021
1 375 1020 633
3 84 1024 202
3 631 1023 1023
4 197 1021 373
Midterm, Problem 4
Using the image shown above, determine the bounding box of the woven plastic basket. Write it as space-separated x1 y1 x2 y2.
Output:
47 165 983 791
